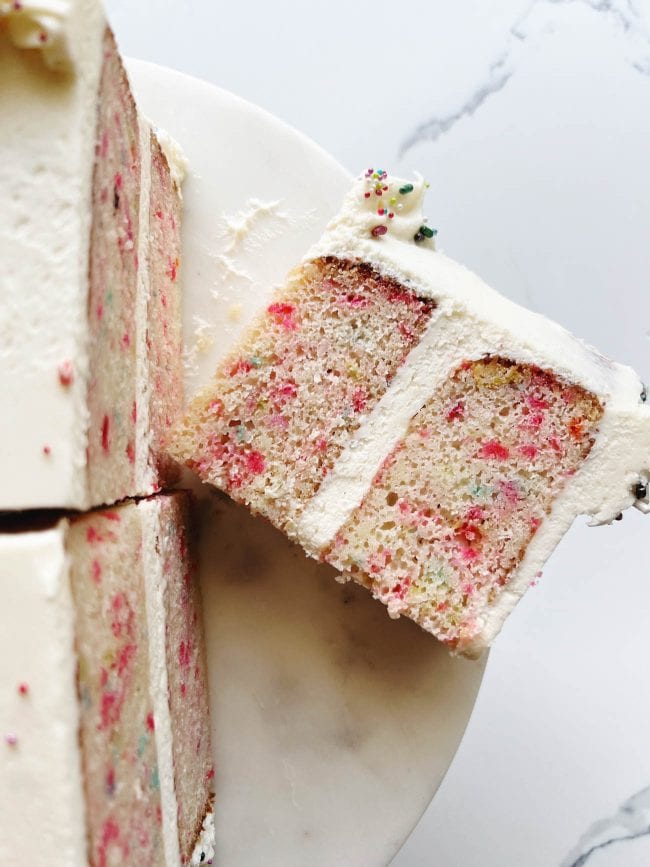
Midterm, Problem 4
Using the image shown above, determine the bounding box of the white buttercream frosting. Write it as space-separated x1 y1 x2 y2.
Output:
0 0 76 70
0 0 105 509
0 524 88 865
190 810 216 866
153 125 189 192
300 170 650 650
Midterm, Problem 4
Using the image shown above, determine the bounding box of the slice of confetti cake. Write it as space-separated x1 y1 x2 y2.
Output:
0 5 184 510
171 169 650 656
0 493 215 866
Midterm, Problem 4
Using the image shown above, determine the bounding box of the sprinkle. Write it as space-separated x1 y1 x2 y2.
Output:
375 189 382 196
18 683 29 696
399 183 414 194
58 360 74 386
43 445 51 456
388 212 394 219
364 191 371 199
5 734 18 747
371 225 387 237
101 415 110 453
389 197 397 205
634 481 648 500
419 225 437 238
413 231 424 242
641 384 648 403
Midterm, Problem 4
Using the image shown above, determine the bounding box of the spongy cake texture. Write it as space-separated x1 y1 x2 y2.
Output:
172 256 435 530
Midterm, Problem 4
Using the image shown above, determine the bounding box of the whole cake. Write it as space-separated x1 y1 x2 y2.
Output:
0 0 184 510
0 493 214 866
171 169 650 656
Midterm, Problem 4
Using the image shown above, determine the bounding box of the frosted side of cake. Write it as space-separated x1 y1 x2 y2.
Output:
0 5 183 510
0 526 87 866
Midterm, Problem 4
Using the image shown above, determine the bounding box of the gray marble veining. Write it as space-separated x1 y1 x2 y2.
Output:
561 786 650 866
401 0 650 155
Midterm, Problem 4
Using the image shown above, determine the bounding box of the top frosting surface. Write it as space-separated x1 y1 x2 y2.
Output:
0 0 76 70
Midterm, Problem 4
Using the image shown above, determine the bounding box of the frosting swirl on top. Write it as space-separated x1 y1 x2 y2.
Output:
0 0 73 71
332 168 437 248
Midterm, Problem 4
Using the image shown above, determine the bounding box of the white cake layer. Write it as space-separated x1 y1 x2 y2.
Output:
0 525 87 866
0 1 105 509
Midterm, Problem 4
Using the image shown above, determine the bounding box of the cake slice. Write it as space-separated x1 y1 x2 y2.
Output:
171 169 650 656
0 493 214 866
0 3 183 510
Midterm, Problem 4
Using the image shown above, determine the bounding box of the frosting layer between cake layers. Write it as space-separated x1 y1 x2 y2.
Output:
0 2 184 510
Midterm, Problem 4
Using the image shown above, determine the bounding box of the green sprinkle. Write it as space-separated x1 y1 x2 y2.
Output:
236 425 247 443
399 183 414 195
151 766 160 791
137 734 148 758
250 356 264 368
420 225 437 238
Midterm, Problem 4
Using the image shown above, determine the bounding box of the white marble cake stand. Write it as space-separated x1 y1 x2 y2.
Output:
127 60 487 867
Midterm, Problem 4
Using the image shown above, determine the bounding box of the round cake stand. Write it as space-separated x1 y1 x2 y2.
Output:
127 59 487 867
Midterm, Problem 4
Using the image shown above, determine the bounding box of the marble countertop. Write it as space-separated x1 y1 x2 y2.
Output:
107 1 650 864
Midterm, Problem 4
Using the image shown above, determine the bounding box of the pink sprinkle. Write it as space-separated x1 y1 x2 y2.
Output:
499 480 520 504
371 225 387 237
126 441 135 464
86 526 102 543
146 712 155 732
245 450 266 475
5 734 18 747
229 358 253 377
352 387 368 413
114 172 123 190
17 683 29 696
446 401 465 422
43 445 51 456
101 415 110 453
99 130 109 158
339 293 370 309
58 360 74 387
92 559 102 584
267 302 298 332
122 332 130 349
528 394 549 410
178 640 192 669
518 443 538 460
478 440 509 461
267 413 289 430
39 31 47 43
